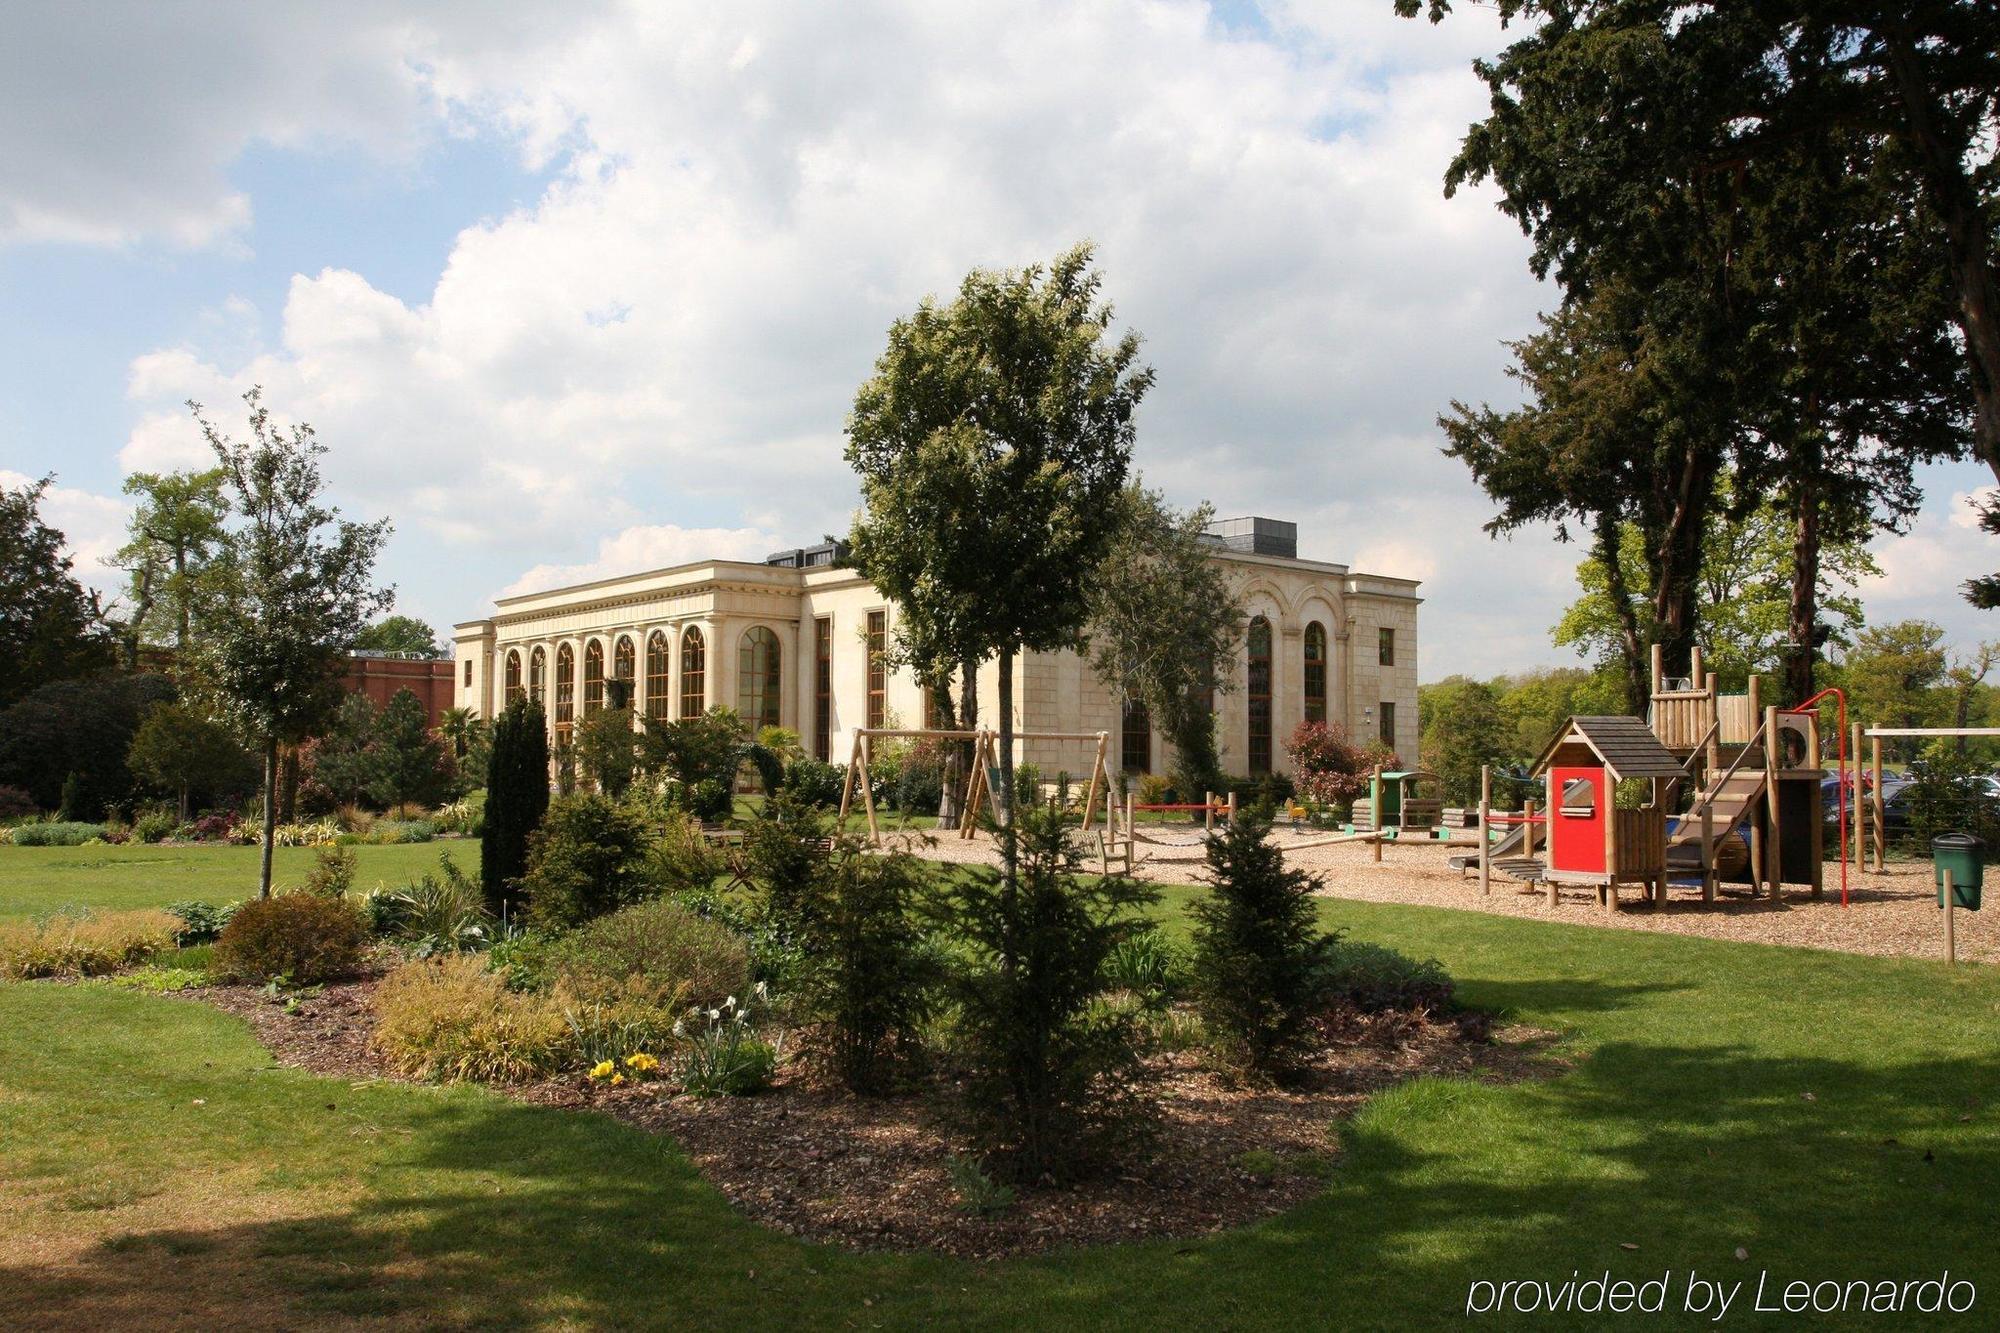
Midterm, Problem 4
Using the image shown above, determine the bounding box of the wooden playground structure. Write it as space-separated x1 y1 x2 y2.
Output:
836 727 1113 845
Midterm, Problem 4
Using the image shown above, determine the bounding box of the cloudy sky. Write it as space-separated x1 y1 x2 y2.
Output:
3 0 1992 678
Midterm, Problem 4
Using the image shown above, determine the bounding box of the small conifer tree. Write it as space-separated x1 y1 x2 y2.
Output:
1190 807 1332 1081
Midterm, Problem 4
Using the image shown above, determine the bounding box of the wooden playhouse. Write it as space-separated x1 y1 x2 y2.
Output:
1530 716 1684 910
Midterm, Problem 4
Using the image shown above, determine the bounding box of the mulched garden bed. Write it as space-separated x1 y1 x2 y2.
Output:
177 979 1560 1260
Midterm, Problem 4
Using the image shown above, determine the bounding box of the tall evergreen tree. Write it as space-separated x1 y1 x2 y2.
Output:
482 697 550 916
0 474 114 708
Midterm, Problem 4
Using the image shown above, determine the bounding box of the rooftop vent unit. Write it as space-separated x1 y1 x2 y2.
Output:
1201 516 1298 559
763 539 849 569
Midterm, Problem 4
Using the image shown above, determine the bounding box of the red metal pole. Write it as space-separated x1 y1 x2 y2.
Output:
1784 688 1849 907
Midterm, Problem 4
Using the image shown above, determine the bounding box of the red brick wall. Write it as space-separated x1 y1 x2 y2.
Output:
339 656 456 729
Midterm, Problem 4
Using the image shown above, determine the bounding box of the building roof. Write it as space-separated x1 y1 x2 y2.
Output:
1532 716 1685 781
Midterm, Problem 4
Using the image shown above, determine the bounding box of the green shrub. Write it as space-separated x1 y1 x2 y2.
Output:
131 808 180 844
782 757 844 808
643 803 726 898
371 955 572 1082
0 785 37 821
1901 751 2000 849
789 839 937 1092
389 853 494 955
300 846 357 897
932 804 1158 1183
520 793 655 929
435 792 485 836
369 819 437 844
1190 809 1333 1080
214 893 370 984
546 898 749 1013
742 792 831 932
165 900 237 945
1312 940 1454 1013
9 821 110 847
1105 926 1188 1002
0 909 180 978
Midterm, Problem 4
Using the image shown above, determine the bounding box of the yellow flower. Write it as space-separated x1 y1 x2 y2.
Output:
610 1072 626 1086
624 1052 659 1073
589 1060 615 1080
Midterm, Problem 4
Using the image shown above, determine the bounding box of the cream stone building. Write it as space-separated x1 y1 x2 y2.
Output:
452 517 1419 780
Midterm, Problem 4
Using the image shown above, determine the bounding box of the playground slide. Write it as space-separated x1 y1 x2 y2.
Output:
1447 820 1529 872
1666 769 1767 853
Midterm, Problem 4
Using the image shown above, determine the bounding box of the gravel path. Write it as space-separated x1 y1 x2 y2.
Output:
890 827 1996 966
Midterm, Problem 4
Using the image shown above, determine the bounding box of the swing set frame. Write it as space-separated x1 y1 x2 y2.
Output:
836 727 1112 845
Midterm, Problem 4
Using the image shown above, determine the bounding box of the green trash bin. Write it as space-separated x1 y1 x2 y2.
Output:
1931 833 1984 910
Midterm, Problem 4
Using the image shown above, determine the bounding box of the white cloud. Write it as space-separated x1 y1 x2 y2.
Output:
498 523 782 600
100 1 1550 659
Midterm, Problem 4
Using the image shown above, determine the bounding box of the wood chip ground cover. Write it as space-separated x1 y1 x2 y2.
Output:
176 977 1551 1259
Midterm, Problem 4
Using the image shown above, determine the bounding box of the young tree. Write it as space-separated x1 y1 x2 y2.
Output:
0 474 115 708
353 614 442 657
1837 620 1950 761
932 803 1158 1182
305 693 382 808
1190 808 1334 1081
1083 484 1243 800
481 697 550 915
367 687 452 810
114 467 231 665
126 699 257 821
846 244 1152 830
191 388 392 897
576 705 642 798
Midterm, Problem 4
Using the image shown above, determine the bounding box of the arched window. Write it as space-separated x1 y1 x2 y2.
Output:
738 626 781 730
679 627 706 719
614 634 635 685
645 631 671 721
555 643 575 738
529 647 547 703
505 650 523 705
1247 615 1273 775
583 640 605 715
1121 697 1151 774
1304 622 1327 724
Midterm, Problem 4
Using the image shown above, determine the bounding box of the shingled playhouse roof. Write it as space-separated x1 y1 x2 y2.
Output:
1531 715 1685 781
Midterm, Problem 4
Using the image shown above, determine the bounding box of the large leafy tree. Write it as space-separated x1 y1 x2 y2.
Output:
845 244 1152 831
353 614 442 657
1402 0 1996 601
0 474 114 708
1836 619 1951 759
0 672 173 816
192 388 392 897
1082 484 1242 799
113 467 231 665
126 699 258 821
1554 481 1881 700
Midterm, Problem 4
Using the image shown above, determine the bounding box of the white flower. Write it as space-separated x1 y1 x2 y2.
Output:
725 994 737 1010
708 1008 720 1021
754 981 769 1000
671 1019 685 1038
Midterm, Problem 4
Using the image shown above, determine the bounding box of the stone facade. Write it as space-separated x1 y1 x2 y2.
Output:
452 522 1421 780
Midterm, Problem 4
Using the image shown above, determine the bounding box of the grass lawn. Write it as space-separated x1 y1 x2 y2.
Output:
2 879 1996 1328
0 841 472 921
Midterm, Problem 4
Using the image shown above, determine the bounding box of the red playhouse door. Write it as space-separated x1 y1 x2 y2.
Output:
1548 765 1606 875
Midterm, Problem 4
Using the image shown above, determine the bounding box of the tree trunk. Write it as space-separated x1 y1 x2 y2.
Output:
1595 514 1649 715
259 737 279 899
1785 444 1822 709
177 782 189 824
996 650 1015 831
1650 438 1719 687
1884 28 2000 478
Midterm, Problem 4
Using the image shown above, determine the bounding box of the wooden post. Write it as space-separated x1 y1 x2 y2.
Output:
1204 791 1215 834
1479 765 1492 896
1850 721 1865 874
838 733 859 826
1701 801 1715 904
1227 791 1238 825
1650 643 1664 695
1944 869 1957 966
858 733 881 844
1080 732 1105 834
1764 705 1782 901
1705 673 1721 774
1870 736 1885 872
1602 771 1618 915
